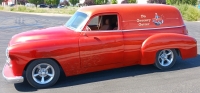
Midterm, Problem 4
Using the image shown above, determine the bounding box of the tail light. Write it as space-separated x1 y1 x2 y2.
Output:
183 25 188 35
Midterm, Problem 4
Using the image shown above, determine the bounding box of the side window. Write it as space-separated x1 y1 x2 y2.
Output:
87 14 118 31
88 16 99 25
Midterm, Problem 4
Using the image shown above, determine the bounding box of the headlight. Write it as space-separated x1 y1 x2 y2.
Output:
6 48 9 59
6 48 12 67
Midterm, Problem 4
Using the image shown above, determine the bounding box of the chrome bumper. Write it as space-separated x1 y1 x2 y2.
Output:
2 64 24 83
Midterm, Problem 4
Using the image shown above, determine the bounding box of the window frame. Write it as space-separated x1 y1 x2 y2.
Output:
82 12 121 32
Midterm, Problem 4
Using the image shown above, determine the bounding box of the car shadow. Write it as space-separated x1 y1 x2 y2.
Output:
14 54 200 92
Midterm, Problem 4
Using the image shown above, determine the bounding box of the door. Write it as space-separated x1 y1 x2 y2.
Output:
79 14 124 68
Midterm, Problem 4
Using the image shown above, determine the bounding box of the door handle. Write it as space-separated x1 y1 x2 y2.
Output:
94 37 98 39
82 32 87 37
94 37 101 42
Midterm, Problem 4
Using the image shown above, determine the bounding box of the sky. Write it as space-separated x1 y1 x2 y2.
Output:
137 0 148 4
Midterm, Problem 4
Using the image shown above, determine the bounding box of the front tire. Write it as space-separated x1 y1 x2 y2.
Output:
154 49 177 70
26 59 60 88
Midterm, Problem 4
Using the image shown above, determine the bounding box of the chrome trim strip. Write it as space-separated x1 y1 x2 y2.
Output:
122 18 179 22
123 25 185 32
81 30 121 33
2 64 24 83
122 20 137 22
81 25 185 33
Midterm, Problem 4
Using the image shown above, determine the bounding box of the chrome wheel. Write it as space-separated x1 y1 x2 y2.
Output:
26 59 60 88
155 49 177 70
32 63 55 84
158 49 174 67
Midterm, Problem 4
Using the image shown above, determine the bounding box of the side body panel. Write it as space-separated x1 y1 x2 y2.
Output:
79 31 124 68
141 33 197 65
119 4 188 66
122 27 187 66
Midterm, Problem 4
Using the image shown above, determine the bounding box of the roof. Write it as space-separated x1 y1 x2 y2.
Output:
78 4 177 16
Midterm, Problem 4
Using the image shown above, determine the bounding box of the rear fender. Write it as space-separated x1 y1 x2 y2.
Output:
140 33 197 65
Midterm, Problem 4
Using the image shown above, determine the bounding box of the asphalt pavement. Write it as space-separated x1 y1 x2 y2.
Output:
0 11 200 93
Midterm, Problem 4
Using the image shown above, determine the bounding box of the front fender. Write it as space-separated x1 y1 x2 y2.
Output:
140 33 197 65
8 37 80 76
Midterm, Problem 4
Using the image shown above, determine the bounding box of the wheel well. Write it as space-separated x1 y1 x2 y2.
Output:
24 58 63 71
156 48 181 57
175 48 181 57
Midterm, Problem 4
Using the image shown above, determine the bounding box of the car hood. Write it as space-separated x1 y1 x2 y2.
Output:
10 26 75 46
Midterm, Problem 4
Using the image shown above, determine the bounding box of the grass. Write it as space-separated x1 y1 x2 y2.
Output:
174 4 200 21
0 6 3 10
0 5 79 15
0 4 200 21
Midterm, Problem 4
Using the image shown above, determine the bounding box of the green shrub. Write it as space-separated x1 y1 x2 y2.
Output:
10 7 15 11
175 4 200 21
68 9 76 14
0 5 78 15
0 6 4 10
166 0 197 5
184 6 200 21
35 8 47 13
18 5 27 12
26 8 35 12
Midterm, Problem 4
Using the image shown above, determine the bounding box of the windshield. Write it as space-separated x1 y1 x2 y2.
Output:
65 12 88 31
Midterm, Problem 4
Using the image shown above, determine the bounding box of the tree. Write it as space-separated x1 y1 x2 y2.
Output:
56 0 59 5
192 0 198 5
45 0 53 5
104 0 108 4
166 0 197 5
185 0 197 5
128 0 136 3
18 0 28 5
69 0 79 5
28 0 43 7
60 0 69 6
95 0 104 4
84 0 95 5
111 0 117 4
148 0 166 4
121 0 128 3
45 0 59 5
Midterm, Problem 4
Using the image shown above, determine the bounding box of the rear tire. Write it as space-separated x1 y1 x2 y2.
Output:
154 49 177 70
26 59 60 88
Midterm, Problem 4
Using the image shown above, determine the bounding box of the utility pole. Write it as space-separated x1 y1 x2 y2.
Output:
15 0 18 5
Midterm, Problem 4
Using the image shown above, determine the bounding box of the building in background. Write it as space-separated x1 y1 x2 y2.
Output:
2 0 14 6
2 0 29 6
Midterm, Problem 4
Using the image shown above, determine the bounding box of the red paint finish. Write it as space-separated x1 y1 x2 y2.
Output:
3 4 197 79
141 33 197 65
79 31 124 68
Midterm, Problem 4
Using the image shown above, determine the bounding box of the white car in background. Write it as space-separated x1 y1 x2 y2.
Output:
25 3 36 7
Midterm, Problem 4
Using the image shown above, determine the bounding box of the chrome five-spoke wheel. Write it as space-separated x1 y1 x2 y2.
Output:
26 59 60 88
158 49 174 67
32 63 55 84
155 49 177 70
